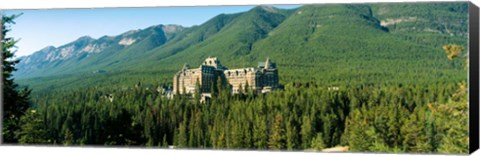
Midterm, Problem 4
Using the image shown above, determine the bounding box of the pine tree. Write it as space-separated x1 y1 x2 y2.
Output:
400 108 431 152
216 75 223 96
268 114 285 150
285 116 298 150
2 13 32 143
342 109 374 151
310 133 325 151
253 116 268 149
194 78 201 104
217 129 226 148
300 116 313 149
17 110 49 144
238 84 243 94
188 113 196 147
230 120 244 148
63 128 74 146
244 81 251 96
176 122 188 148
162 134 168 147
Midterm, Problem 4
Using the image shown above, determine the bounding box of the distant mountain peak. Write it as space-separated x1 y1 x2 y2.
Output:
41 45 56 51
162 24 184 33
122 29 140 36
249 5 279 13
77 35 94 41
259 5 278 13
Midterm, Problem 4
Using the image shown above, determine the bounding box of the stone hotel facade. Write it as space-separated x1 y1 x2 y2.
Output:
173 57 279 95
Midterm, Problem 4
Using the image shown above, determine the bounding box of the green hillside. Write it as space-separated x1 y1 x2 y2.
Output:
16 3 468 93
371 2 468 36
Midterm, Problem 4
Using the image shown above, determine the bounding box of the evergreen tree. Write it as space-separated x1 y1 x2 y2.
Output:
63 128 74 146
17 110 49 144
194 78 201 104
268 114 285 150
176 122 188 148
310 133 325 151
2 14 32 143
300 116 313 149
285 116 298 150
216 129 226 148
253 115 268 149
162 134 168 147
400 107 432 152
342 109 374 151
244 81 251 96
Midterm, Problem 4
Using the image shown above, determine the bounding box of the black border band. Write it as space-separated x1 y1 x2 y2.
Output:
469 2 479 154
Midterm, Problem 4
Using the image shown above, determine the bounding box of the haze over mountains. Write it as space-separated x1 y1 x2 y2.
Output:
15 3 469 92
16 24 184 77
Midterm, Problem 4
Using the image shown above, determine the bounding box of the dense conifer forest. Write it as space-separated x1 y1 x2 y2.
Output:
17 75 468 153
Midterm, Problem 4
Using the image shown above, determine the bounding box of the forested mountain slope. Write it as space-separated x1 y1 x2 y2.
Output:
15 3 468 92
15 24 184 78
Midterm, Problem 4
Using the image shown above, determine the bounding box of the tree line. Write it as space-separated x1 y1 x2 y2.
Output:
13 79 467 154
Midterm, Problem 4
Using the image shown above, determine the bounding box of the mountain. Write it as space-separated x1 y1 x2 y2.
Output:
14 3 469 92
371 3 468 36
122 5 294 70
15 24 184 78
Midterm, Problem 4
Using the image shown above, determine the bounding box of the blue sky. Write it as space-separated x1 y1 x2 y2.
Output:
3 5 300 57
